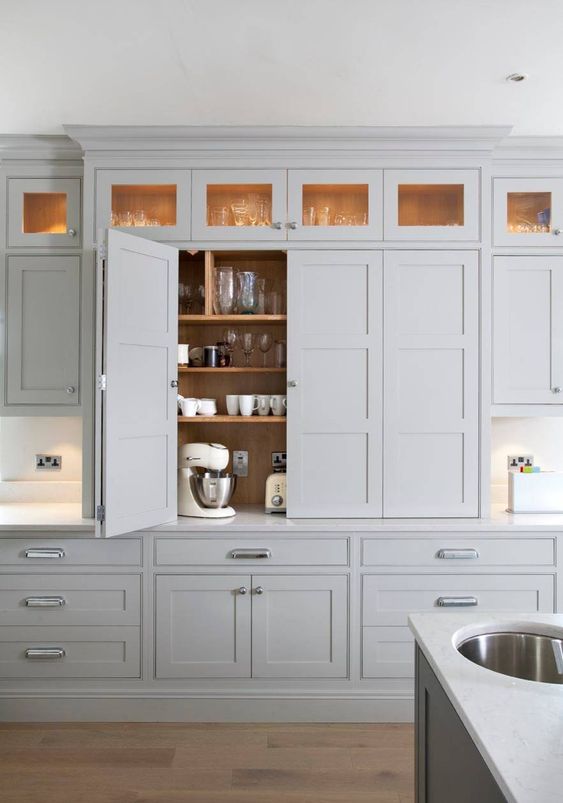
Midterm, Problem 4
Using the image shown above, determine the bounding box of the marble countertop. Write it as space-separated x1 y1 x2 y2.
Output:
409 612 563 803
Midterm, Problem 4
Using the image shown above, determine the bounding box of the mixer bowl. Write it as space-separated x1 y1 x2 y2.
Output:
190 472 237 509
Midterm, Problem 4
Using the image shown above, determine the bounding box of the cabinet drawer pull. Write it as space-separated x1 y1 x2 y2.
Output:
436 549 479 560
25 648 65 659
24 548 65 559
24 596 66 608
230 549 272 559
437 596 478 607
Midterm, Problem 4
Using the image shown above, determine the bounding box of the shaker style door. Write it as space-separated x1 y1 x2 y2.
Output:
7 177 81 248
286 250 383 517
493 178 563 247
96 230 178 537
493 256 563 404
383 251 479 517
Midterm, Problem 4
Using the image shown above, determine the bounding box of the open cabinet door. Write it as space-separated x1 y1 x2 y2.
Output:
96 230 178 537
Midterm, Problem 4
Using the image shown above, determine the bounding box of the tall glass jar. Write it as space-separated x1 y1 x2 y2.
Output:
236 271 259 314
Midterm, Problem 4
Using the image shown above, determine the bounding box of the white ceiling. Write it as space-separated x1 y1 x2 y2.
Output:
1 0 561 136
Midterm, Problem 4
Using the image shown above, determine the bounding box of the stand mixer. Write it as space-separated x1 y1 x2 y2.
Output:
178 442 237 518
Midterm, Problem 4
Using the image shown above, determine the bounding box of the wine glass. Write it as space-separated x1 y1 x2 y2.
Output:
223 328 239 366
239 331 257 367
258 332 273 367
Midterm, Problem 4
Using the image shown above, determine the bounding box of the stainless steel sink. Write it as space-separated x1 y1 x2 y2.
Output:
457 631 563 684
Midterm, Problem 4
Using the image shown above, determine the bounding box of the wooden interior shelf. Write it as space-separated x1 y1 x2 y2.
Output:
178 367 286 373
178 415 287 423
179 314 287 324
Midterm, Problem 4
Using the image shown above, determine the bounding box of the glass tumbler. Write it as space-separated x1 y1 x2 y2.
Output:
213 267 236 315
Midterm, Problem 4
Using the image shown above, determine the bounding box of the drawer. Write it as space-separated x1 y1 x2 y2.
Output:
155 537 349 567
0 574 140 626
361 537 555 567
0 626 140 678
0 538 142 567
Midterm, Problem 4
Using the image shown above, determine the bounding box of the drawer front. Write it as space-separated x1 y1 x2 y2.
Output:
155 537 349 567
0 538 142 567
0 575 140 626
362 537 555 567
0 626 140 678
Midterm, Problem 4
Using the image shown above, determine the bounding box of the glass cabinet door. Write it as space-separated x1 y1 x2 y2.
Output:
493 178 563 247
95 169 191 241
287 170 383 241
192 170 286 241
384 170 479 241
7 178 81 247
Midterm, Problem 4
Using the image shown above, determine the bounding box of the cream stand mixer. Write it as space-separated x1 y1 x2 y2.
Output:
178 442 237 518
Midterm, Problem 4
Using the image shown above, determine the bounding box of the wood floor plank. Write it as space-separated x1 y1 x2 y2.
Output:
0 747 175 768
232 767 412 795
267 725 413 750
173 744 356 770
39 725 266 749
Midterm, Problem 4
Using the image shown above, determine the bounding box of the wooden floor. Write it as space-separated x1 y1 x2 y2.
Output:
0 723 414 803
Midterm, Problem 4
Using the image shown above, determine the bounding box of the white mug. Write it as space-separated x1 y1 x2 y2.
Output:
256 394 271 416
270 395 287 416
178 344 189 365
180 397 201 417
226 395 240 416
197 398 217 416
239 394 259 417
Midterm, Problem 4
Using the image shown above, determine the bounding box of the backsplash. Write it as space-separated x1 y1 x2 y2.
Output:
0 417 82 482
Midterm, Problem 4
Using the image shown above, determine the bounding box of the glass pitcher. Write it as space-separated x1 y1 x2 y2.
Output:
236 271 259 314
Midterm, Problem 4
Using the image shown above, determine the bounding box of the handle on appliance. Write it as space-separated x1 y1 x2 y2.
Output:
436 549 479 560
25 648 65 659
230 549 272 559
24 548 65 559
552 640 563 675
25 596 66 608
437 596 478 607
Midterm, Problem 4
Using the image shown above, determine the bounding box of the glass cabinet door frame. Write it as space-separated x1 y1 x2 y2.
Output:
493 177 563 247
95 168 191 241
7 177 82 248
383 169 480 241
191 169 287 241
287 169 383 241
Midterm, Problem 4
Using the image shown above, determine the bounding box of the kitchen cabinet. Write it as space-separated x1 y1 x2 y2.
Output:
95 169 191 241
383 169 480 241
493 178 563 247
7 177 81 248
493 256 563 404
383 250 479 517
4 255 80 407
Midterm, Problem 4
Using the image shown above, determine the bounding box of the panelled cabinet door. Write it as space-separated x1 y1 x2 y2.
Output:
287 169 383 241
384 169 480 241
383 251 479 517
493 178 563 247
493 256 563 404
5 256 80 406
287 251 383 517
7 177 81 248
95 169 191 241
251 575 348 678
155 575 251 679
192 169 287 240
97 230 178 537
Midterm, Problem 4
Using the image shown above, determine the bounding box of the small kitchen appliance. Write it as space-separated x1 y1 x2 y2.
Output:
265 471 286 513
178 442 236 518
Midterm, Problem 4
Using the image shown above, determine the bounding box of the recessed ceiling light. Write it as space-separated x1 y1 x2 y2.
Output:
506 73 528 82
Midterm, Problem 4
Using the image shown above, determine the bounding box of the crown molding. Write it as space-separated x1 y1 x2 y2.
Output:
494 135 563 162
0 135 82 161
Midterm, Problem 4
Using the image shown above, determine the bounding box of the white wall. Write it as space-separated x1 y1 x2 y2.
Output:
0 417 82 482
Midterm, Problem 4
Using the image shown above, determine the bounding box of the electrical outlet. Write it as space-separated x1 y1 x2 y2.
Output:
507 454 534 471
35 454 62 471
232 450 248 478
272 451 287 470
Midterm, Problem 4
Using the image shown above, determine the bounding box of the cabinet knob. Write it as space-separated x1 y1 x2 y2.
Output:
68 228 77 237
170 380 179 388
287 221 298 230
254 586 264 595
287 380 298 388
66 386 75 394
271 221 283 230
238 586 248 595
554 228 561 236
553 387 562 394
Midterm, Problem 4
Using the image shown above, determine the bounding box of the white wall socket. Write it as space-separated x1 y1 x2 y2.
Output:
232 450 248 478
507 454 534 471
35 454 62 471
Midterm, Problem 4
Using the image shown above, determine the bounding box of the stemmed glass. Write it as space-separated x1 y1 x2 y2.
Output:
223 328 239 367
239 331 257 367
258 332 273 367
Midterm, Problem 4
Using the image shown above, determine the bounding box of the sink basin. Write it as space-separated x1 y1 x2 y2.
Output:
457 631 563 684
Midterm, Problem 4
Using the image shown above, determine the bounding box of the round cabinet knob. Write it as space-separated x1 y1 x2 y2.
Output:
67 228 77 237
553 387 562 394
271 221 283 230
272 495 283 507
287 380 298 388
65 386 75 394
238 586 248 595
170 380 179 388
254 586 264 595
554 228 561 236
287 221 298 230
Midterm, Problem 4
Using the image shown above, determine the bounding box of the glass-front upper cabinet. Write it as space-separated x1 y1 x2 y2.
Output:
95 169 191 241
384 169 479 241
287 170 383 241
192 170 286 241
7 178 81 247
493 178 563 247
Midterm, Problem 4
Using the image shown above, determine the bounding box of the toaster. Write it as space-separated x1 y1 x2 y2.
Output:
265 472 286 513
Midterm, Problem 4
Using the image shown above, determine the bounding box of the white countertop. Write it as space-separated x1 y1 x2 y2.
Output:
409 612 563 803
0 503 94 532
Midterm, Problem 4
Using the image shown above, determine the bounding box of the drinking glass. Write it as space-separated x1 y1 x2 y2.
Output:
231 201 248 226
133 209 147 227
317 206 330 226
256 277 266 314
303 206 316 226
258 332 273 366
266 290 284 315
120 211 134 227
180 283 194 314
213 267 235 315
247 194 258 226
223 328 240 366
240 331 257 367
210 206 229 226
256 197 271 226
274 339 287 368
236 271 259 314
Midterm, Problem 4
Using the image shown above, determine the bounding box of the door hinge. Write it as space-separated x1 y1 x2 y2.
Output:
96 505 105 523
97 242 107 260
97 374 107 391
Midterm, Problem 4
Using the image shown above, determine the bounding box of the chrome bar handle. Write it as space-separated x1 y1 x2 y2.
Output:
436 549 479 560
25 648 65 659
24 548 65 559
437 596 478 607
230 549 272 559
25 596 66 608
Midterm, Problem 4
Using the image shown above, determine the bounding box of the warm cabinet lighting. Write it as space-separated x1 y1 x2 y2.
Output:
398 184 464 227
22 192 67 233
301 184 368 226
206 184 272 226
507 191 551 233
110 184 177 227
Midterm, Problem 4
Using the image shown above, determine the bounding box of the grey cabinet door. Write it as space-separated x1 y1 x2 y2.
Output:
5 255 80 406
155 575 251 679
7 177 81 248
251 575 348 678
286 250 383 517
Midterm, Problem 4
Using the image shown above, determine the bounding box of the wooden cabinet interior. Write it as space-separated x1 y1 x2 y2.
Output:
178 250 287 506
506 191 551 233
398 184 464 227
110 184 177 226
206 184 273 226
23 192 67 233
301 183 369 226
